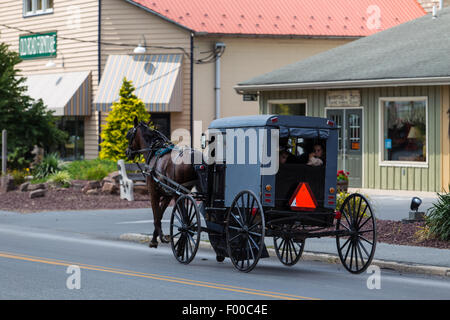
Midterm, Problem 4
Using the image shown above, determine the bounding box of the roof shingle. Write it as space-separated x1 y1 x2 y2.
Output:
127 0 426 37
237 7 450 89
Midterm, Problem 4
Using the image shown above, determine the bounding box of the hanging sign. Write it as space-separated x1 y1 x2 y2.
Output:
19 32 57 60
327 90 361 107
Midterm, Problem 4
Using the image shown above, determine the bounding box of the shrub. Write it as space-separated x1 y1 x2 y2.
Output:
8 168 28 186
84 166 109 181
99 78 151 161
65 158 117 181
426 189 450 241
32 153 61 179
7 147 31 170
47 171 72 188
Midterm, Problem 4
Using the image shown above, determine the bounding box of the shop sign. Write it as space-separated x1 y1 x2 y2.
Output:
243 94 258 102
19 32 57 60
327 90 361 107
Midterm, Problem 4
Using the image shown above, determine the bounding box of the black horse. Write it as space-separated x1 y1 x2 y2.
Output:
126 117 200 248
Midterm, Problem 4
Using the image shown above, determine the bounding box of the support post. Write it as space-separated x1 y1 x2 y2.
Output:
1 130 6 175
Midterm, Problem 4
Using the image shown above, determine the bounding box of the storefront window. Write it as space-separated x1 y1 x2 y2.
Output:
267 100 307 116
150 113 171 139
381 98 427 163
52 117 85 161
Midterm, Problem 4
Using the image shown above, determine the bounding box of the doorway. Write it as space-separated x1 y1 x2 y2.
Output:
326 108 363 188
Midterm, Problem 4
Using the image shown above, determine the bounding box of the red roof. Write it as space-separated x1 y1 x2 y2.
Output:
128 0 426 37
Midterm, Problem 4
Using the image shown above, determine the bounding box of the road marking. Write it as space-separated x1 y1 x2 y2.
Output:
0 250 318 300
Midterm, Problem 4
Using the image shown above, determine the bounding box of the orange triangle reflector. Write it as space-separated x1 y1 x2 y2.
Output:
289 182 317 211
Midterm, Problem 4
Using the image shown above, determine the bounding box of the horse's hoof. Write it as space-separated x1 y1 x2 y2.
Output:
216 255 225 262
149 241 158 248
161 235 171 243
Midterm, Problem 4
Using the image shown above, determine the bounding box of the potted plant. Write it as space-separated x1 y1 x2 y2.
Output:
337 170 349 192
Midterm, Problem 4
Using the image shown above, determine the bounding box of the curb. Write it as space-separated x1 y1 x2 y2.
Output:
119 233 450 278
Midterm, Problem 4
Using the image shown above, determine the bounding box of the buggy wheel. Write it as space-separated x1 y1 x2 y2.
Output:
170 194 201 264
274 235 305 266
336 193 377 274
225 190 265 273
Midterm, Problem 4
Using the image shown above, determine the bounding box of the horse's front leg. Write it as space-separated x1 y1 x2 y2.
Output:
148 185 162 248
158 196 173 243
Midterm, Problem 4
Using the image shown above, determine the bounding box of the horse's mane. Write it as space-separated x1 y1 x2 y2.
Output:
140 122 172 147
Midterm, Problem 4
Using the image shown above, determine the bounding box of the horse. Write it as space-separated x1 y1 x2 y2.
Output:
125 117 200 248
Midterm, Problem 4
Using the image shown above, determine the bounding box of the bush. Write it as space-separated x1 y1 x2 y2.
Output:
32 153 61 179
99 78 151 161
65 158 116 181
8 168 29 186
7 147 31 170
47 171 71 188
426 189 450 241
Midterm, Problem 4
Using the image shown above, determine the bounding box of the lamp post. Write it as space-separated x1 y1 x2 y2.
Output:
1 130 6 175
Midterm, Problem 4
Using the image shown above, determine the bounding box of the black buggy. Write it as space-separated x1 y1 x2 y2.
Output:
161 115 376 274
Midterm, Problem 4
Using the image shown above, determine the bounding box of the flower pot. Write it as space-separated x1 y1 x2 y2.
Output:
337 180 348 192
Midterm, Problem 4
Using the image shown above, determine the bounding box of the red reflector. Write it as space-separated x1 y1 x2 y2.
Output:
327 120 334 126
251 208 258 215
289 182 317 211
328 201 335 205
265 193 271 197
264 199 271 203
328 195 335 199
335 211 342 220
271 117 278 123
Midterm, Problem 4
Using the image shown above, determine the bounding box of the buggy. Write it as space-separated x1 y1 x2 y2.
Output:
162 115 376 273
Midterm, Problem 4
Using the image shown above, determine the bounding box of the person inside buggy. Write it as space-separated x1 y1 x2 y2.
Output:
279 137 326 167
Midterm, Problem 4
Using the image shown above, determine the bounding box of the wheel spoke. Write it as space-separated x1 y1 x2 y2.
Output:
358 239 370 257
229 233 242 243
358 235 374 246
356 241 366 267
247 234 260 251
339 237 352 252
248 230 262 238
230 212 244 228
247 239 255 261
358 215 373 230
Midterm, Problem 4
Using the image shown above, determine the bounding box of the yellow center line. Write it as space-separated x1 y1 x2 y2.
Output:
0 251 319 300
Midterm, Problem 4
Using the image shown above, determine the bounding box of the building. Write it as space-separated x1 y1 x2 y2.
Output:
417 0 450 12
235 6 450 192
0 0 425 160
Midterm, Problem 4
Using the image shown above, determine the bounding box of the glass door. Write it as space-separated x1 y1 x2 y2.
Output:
326 109 363 188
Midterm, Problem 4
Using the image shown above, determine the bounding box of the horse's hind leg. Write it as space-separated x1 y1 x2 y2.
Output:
158 196 172 243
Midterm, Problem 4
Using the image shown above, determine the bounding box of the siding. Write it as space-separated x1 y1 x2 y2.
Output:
100 0 191 143
193 37 352 133
260 86 442 192
442 85 450 191
0 0 100 159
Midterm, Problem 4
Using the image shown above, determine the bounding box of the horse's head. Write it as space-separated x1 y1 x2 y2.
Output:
125 117 170 161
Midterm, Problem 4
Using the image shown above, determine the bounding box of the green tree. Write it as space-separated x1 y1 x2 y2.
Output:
99 78 151 161
0 42 66 169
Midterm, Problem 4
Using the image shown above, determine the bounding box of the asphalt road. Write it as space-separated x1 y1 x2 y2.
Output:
0 210 449 300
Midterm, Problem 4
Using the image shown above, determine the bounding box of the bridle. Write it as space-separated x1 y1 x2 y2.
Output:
125 122 173 162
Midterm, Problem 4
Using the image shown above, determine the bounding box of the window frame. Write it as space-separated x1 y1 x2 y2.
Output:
23 0 54 17
267 99 308 116
378 96 429 168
